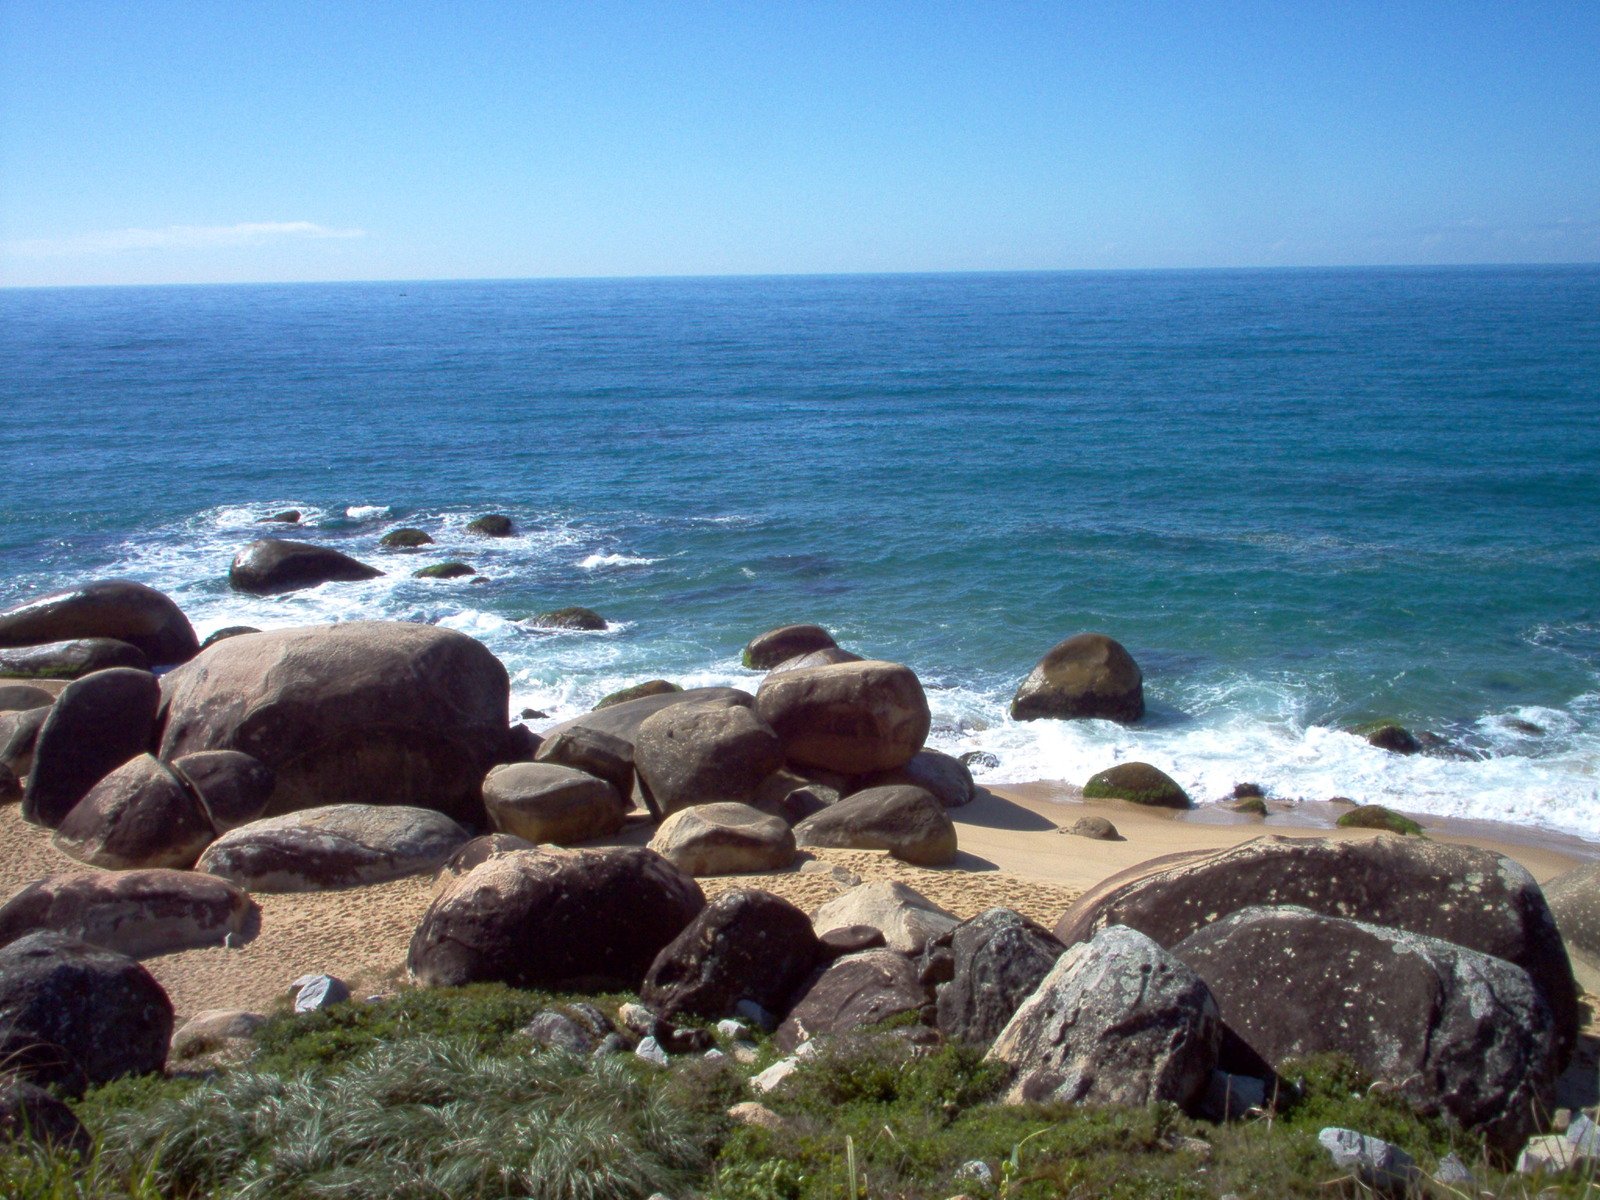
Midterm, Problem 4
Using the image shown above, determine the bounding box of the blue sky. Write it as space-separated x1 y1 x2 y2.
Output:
2 2 1597 286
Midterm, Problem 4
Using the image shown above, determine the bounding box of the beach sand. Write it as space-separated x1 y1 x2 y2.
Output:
3 783 1596 1022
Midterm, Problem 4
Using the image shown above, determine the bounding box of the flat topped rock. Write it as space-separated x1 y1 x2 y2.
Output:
755 660 930 775
196 803 472 891
0 869 258 959
0 580 199 666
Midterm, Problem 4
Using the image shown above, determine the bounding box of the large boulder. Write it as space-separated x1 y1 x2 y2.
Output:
867 749 976 808
1540 862 1600 994
0 683 56 711
0 870 258 958
407 846 705 991
812 880 959 955
776 948 927 1052
0 1077 92 1158
1174 905 1558 1153
533 724 635 797
1053 834 1580 1063
53 754 216 870
756 660 930 775
195 804 472 891
793 784 958 866
988 925 1219 1110
228 538 383 595
0 580 199 666
935 908 1066 1045
634 701 784 814
0 706 49 779
1081 761 1190 809
0 932 173 1094
641 888 821 1020
742 624 837 670
767 647 864 674
0 638 149 679
648 802 796 875
23 667 160 829
1010 633 1144 723
537 686 753 752
169 749 275 831
157 622 510 826
481 762 627 845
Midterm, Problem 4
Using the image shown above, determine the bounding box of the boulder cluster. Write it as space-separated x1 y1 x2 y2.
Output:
0 581 1588 1170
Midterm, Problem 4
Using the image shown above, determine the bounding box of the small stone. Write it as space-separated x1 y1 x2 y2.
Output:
727 1101 787 1132
750 1057 800 1093
1553 1107 1573 1133
959 751 999 771
593 1033 629 1056
730 1040 759 1064
1569 1112 1600 1154
1165 1135 1212 1160
1319 1127 1419 1193
954 1161 994 1185
634 1036 669 1067
716 1019 750 1040
1520 1134 1584 1175
1432 1152 1473 1185
291 973 349 1012
702 1048 725 1061
616 1002 661 1039
1065 816 1119 840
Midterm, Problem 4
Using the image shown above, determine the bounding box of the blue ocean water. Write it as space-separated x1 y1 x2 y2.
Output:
3 268 1598 835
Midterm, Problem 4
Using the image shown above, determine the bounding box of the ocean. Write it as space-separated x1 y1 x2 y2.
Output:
3 267 1598 837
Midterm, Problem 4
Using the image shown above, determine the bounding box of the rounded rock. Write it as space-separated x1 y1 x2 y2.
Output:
1010 633 1144 723
482 762 627 845
648 802 796 875
635 701 784 815
53 753 216 870
0 580 199 666
742 624 838 670
1082 762 1190 809
228 538 383 595
755 659 931 775
23 667 161 829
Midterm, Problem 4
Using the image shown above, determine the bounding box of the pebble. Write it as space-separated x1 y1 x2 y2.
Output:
634 1036 669 1067
290 973 349 1013
750 1057 800 1094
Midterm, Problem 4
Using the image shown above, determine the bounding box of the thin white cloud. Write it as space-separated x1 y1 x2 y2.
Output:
3 221 367 258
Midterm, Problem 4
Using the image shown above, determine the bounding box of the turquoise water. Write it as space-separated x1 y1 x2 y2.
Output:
3 268 1598 833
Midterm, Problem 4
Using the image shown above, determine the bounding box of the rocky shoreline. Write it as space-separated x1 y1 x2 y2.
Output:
4 575 1600 1185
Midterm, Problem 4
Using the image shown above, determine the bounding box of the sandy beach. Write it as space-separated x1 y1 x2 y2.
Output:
4 782 1596 1023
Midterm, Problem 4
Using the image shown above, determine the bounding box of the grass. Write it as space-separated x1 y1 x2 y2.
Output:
7 986 1600 1199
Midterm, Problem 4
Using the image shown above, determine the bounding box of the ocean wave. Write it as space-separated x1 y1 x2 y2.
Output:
578 552 660 569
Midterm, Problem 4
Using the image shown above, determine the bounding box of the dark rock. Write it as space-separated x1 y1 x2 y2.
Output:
1066 815 1119 840
259 510 301 523
793 784 957 866
169 749 276 831
0 637 149 679
502 722 541 762
228 539 383 595
529 607 607 631
742 624 838 670
534 723 635 797
1176 905 1558 1154
481 762 627 845
0 764 15 802
1053 834 1581 1064
1319 1128 1419 1195
959 750 1000 771
520 707 548 720
867 748 976 808
0 869 258 958
435 832 538 883
414 562 475 579
1010 633 1144 723
937 908 1065 1045
0 1076 92 1158
1356 721 1422 755
766 647 864 674
755 660 931 775
466 514 514 537
635 701 784 815
407 846 705 992
1336 804 1423 834
596 680 681 709
0 580 199 665
751 767 840 826
1230 796 1268 816
0 932 173 1095
647 802 796 875
1232 782 1265 799
642 888 821 1021
0 684 55 712
776 948 927 1052
196 804 472 891
23 667 160 829
819 925 887 959
53 753 216 869
199 626 260 650
989 925 1219 1111
158 621 510 826
1081 762 1190 809
0 706 49 779
380 527 433 548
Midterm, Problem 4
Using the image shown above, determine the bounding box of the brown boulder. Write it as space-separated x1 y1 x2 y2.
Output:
1053 834 1580 1063
157 621 510 825
0 870 258 959
793 784 957 866
407 846 705 991
766 647 864 674
742 623 837 670
755 660 930 774
1010 633 1144 723
775 948 927 1052
0 706 49 779
481 762 627 845
169 749 275 831
53 754 216 869
228 539 382 595
0 637 148 680
0 580 199 665
867 748 976 808
648 802 796 875
23 667 160 829
634 701 783 815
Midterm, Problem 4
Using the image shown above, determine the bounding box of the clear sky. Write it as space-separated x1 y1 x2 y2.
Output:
2 2 1597 286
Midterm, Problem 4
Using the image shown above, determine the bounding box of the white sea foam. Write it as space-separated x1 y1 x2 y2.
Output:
578 553 660 570
344 504 391 521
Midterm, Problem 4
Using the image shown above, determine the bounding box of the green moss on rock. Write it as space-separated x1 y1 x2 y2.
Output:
380 527 433 549
531 607 607 631
595 679 681 709
1081 762 1190 809
466 514 514 537
1336 804 1424 835
414 562 476 579
1230 796 1268 817
1354 721 1421 755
